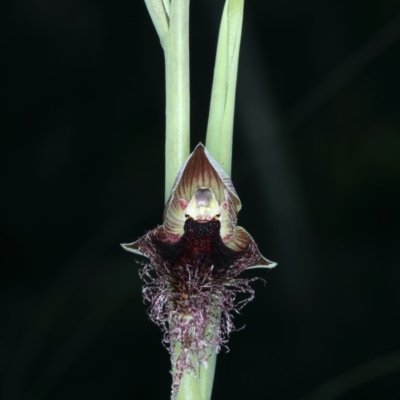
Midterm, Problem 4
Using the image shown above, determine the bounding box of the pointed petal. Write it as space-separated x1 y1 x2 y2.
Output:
163 193 185 240
225 226 253 251
121 226 169 258
246 263 277 269
226 226 277 269
120 241 146 256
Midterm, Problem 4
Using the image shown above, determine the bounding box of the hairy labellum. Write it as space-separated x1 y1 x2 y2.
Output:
155 218 241 275
122 143 276 397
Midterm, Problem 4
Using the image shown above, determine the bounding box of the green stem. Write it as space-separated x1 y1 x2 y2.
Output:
144 0 169 41
175 371 201 400
206 0 244 176
174 312 219 400
199 348 217 399
164 0 191 201
174 345 217 400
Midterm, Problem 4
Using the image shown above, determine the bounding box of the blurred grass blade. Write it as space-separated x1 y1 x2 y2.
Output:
206 0 244 176
299 351 400 400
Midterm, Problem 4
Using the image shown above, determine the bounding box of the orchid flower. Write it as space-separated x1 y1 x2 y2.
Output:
125 0 277 398
122 143 276 396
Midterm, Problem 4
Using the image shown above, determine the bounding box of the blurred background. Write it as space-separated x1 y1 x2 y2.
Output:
1 0 400 399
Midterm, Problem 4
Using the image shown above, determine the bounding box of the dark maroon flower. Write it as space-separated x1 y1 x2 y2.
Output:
122 143 276 395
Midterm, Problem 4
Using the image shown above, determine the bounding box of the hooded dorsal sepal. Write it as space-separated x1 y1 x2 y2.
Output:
164 143 241 240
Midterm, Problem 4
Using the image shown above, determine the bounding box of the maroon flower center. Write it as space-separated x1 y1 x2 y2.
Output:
154 218 240 274
182 218 220 258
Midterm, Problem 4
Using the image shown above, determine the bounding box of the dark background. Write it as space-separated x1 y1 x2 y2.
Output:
1 0 400 399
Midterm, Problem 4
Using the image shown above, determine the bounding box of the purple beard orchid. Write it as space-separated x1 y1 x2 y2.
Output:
122 143 276 395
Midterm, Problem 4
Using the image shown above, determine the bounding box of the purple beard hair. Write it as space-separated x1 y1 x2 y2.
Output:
137 218 264 397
